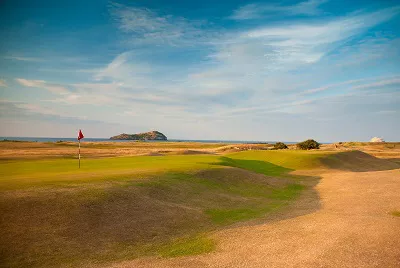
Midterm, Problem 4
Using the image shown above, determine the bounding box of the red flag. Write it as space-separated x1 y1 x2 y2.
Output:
78 129 84 140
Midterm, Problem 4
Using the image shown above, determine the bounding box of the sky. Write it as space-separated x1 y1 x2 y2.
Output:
0 0 399 142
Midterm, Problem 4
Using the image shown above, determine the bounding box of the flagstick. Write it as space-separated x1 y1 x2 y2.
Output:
79 139 81 169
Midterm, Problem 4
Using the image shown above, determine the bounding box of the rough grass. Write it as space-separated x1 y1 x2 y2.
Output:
206 206 278 225
320 151 400 172
3 149 367 268
158 235 216 257
0 141 227 160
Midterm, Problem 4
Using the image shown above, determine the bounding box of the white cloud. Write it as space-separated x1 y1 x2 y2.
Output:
4 56 44 62
1 99 88 120
5 4 399 141
300 78 374 95
16 78 70 95
240 7 400 66
188 5 400 105
328 34 400 67
15 103 66 116
376 110 397 114
110 3 213 46
230 0 328 20
93 51 152 85
38 68 100 74
352 78 400 90
77 5 400 126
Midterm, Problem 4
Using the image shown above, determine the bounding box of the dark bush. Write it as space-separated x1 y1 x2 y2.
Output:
297 139 320 150
274 142 288 149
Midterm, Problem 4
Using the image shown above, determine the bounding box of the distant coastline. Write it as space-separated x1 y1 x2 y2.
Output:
0 137 301 144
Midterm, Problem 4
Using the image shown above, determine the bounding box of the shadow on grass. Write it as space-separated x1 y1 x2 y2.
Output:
213 156 294 177
320 151 400 172
385 158 400 165
206 156 322 228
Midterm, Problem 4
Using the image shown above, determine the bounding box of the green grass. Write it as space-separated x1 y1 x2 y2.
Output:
0 150 324 267
205 184 303 225
206 207 270 225
0 150 331 190
216 156 292 176
158 235 216 257
0 150 329 190
270 184 305 200
0 155 219 190
227 150 332 170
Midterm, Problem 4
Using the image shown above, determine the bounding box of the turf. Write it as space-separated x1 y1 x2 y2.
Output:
216 156 293 176
226 150 331 170
0 155 218 190
158 235 216 258
0 150 326 267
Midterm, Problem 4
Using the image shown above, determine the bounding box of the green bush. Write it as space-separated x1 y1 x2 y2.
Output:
273 142 288 150
296 139 320 150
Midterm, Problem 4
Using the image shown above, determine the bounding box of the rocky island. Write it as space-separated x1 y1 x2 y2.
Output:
110 131 167 141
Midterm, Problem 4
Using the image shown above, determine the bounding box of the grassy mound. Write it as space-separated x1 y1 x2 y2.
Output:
227 150 399 172
320 150 400 172
3 149 395 267
0 151 317 267
226 150 330 170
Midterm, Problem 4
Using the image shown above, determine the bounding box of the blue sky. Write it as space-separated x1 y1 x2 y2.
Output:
0 0 399 142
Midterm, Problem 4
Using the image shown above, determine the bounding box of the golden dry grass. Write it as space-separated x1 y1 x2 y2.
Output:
0 141 228 160
1 141 399 161
0 141 273 160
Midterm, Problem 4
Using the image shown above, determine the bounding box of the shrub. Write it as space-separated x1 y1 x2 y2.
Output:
274 142 288 150
297 139 320 150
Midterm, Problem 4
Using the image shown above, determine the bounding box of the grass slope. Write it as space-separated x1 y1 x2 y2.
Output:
3 149 377 267
226 150 330 170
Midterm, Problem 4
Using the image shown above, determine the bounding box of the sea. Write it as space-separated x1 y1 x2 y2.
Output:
0 137 299 144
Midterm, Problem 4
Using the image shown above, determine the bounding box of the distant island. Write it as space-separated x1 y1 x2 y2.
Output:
110 131 167 141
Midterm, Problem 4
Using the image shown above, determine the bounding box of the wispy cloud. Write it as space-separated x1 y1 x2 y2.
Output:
110 2 214 46
15 103 79 118
299 77 389 95
376 110 398 114
230 0 328 20
83 4 400 125
16 78 70 95
3 2 399 140
0 99 87 120
173 5 399 115
239 6 400 67
93 51 152 83
330 35 400 67
352 77 400 90
4 56 44 62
